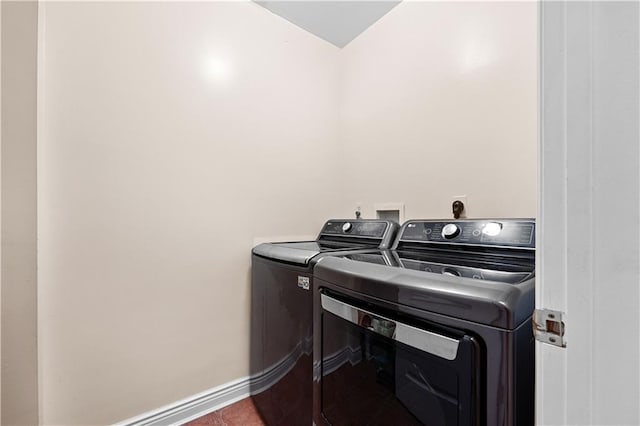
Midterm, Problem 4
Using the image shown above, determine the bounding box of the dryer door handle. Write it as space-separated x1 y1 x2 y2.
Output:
321 294 460 361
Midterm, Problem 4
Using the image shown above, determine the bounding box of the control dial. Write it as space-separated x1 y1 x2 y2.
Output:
342 222 353 233
442 223 461 240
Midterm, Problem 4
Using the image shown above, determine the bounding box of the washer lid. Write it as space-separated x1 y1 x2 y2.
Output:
252 241 322 265
252 240 375 265
314 255 534 329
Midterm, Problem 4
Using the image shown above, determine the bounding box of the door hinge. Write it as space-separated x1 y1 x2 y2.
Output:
533 309 566 348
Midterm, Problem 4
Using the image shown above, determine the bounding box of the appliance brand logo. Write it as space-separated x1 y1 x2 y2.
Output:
297 276 310 291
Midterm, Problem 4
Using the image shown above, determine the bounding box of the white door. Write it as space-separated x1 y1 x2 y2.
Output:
538 1 640 425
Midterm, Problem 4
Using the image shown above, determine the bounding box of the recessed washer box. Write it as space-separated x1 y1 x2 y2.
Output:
374 202 404 223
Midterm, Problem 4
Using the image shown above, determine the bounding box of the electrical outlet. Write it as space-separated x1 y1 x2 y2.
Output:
451 195 468 218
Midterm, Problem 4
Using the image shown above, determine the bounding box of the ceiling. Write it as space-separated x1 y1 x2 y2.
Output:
255 1 402 48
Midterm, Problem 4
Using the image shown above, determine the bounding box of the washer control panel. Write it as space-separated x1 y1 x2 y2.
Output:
398 220 535 248
321 220 389 238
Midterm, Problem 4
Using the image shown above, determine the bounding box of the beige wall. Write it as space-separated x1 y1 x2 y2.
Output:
0 2 2 421
37 2 341 424
1 2 39 425
337 1 537 220
34 1 537 425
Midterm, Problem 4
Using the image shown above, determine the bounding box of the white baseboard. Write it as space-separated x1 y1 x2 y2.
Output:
114 337 313 426
113 376 252 426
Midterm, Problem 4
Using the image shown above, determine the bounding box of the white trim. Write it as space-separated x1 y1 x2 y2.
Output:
106 337 361 425
537 2 640 424
114 376 252 426
114 337 312 426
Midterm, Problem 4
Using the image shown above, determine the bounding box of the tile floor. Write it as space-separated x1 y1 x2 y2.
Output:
184 397 265 426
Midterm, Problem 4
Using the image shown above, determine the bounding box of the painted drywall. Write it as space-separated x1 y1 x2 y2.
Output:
36 1 537 424
37 2 341 424
1 2 39 425
337 1 537 220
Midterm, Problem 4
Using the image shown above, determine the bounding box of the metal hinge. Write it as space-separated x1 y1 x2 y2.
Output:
533 309 566 348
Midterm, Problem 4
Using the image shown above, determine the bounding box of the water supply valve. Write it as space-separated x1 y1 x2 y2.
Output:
452 200 465 219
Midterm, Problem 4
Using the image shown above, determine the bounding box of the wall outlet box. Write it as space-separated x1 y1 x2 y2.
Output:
374 202 405 224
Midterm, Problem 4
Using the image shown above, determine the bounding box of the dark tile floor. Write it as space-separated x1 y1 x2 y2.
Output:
184 397 265 426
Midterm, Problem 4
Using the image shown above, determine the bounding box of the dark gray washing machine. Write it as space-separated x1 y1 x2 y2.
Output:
250 219 399 425
312 219 536 426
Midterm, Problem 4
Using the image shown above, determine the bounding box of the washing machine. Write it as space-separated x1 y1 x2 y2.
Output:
312 219 535 426
250 219 399 425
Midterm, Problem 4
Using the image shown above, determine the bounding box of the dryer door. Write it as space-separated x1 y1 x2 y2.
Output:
319 291 483 426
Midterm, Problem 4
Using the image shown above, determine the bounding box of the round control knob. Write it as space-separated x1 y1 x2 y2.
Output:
441 223 460 239
342 222 353 233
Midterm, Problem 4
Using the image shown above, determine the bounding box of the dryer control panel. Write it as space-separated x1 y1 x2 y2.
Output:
397 219 535 249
